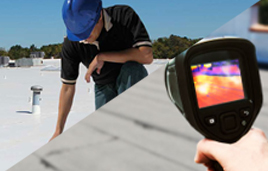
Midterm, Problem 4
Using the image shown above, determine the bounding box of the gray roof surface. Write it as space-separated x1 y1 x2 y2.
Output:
6 63 268 171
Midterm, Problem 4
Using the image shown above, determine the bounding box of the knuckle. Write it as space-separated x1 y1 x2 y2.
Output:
250 128 267 139
256 129 266 138
197 139 207 150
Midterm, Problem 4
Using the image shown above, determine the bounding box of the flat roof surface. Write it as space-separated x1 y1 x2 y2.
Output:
0 59 165 171
5 60 268 171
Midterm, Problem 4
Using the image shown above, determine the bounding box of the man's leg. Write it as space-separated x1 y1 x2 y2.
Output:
95 83 118 110
116 61 148 94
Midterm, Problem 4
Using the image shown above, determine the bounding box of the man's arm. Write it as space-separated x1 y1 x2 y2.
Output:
99 46 153 64
85 46 153 82
50 84 75 141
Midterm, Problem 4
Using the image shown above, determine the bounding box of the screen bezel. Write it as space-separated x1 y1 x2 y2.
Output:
187 48 254 141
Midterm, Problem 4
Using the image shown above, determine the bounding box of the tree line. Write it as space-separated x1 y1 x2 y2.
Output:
0 44 62 60
152 34 201 59
0 35 201 60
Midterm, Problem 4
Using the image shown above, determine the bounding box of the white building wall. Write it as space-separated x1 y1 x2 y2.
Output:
15 58 42 67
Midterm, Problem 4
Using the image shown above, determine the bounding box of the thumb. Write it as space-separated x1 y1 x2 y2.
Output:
96 63 103 75
96 67 101 75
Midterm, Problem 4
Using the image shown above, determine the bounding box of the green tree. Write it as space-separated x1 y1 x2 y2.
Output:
30 44 38 52
8 45 30 59
40 43 62 59
0 47 8 56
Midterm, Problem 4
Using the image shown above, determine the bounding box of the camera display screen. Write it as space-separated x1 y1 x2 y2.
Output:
191 59 245 108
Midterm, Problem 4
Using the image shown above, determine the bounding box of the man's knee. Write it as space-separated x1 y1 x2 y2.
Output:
121 61 148 77
116 61 148 93
94 83 117 110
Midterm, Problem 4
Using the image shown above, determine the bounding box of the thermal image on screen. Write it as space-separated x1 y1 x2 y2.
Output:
191 59 244 108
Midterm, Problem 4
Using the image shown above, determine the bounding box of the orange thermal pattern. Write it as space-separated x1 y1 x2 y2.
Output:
193 75 244 108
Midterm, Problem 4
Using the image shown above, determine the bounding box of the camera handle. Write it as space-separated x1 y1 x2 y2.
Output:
212 160 224 171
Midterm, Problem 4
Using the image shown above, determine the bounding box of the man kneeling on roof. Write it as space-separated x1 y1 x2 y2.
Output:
50 0 153 141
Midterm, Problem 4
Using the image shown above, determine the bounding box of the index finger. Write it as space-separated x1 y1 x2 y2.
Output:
195 139 230 165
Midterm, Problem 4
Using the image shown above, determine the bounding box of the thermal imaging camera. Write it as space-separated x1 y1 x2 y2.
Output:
165 37 262 143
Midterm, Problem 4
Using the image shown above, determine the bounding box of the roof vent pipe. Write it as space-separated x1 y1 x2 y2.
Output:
30 85 43 114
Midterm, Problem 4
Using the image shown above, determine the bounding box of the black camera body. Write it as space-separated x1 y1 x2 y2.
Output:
165 38 262 143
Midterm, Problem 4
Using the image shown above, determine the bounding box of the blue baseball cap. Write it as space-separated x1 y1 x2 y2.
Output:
62 0 102 41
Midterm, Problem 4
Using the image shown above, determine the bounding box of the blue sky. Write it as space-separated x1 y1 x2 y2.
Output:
0 0 258 51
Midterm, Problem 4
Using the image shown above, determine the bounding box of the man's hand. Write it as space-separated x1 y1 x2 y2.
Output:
84 47 153 83
195 128 268 171
49 131 61 142
85 54 104 83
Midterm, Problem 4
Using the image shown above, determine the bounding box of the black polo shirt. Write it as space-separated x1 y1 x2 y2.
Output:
61 5 152 85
